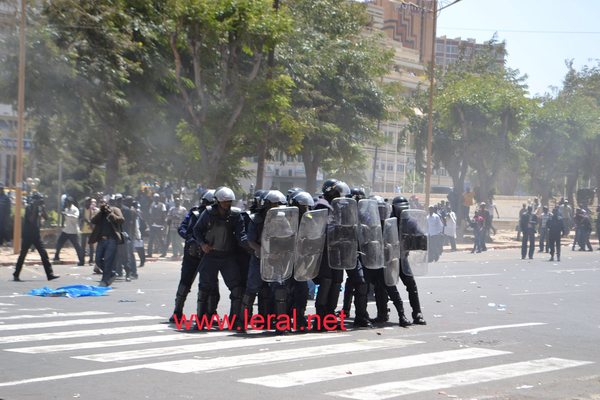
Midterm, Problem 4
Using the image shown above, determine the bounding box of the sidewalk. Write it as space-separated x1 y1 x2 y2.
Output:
0 245 165 267
0 230 527 267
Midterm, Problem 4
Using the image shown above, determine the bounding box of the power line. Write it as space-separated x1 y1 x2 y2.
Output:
439 27 600 34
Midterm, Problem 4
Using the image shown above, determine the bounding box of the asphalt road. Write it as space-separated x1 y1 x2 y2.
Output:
0 247 599 400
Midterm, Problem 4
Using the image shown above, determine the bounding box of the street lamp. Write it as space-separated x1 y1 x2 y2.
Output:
424 0 462 208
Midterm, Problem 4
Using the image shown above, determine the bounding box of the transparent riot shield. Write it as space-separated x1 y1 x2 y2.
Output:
357 199 384 269
383 217 401 286
327 197 358 270
294 209 328 281
399 209 428 276
260 206 299 282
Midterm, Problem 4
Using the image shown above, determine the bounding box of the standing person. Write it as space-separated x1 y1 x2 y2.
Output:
193 187 249 329
478 202 491 250
120 196 138 280
427 206 444 262
578 210 594 251
89 198 124 287
444 204 457 251
516 203 527 240
596 205 600 250
53 196 85 266
470 210 485 254
147 193 167 258
393 196 427 325
165 197 187 260
547 208 566 262
13 193 60 281
132 201 146 268
519 205 538 260
80 197 97 266
538 206 550 253
0 182 11 246
168 190 215 323
462 187 475 223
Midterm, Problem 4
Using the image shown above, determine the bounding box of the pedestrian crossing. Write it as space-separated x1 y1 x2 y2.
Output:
0 304 594 398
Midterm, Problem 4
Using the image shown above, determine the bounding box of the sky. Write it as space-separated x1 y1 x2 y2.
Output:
435 0 600 96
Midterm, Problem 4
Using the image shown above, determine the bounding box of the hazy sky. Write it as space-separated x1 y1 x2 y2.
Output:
436 0 600 96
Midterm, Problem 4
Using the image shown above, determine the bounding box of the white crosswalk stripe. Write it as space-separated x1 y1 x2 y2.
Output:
326 358 594 400
144 338 422 373
0 311 111 320
0 315 162 331
73 332 348 362
238 348 510 387
0 309 594 397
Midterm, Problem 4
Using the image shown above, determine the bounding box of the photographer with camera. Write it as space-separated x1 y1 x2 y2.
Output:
89 197 124 287
13 193 60 282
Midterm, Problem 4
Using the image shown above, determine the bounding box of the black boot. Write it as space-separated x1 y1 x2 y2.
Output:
340 279 353 317
313 278 332 331
273 286 290 334
169 284 190 323
353 283 372 328
229 287 245 332
412 311 427 325
327 282 343 330
257 284 271 319
195 290 210 330
240 293 256 329
370 283 389 324
390 292 411 328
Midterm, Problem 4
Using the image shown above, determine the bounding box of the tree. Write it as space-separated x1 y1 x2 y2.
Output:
277 0 394 194
165 0 291 187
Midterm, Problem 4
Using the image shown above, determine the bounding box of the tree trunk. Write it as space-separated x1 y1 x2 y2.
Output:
255 141 267 189
566 172 578 207
303 149 320 195
104 139 119 194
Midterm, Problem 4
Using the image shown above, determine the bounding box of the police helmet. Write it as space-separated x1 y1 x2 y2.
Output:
249 189 268 212
291 191 314 208
350 187 366 201
201 189 216 206
215 187 235 202
370 195 389 220
391 195 409 217
286 187 304 203
321 178 351 202
262 190 287 207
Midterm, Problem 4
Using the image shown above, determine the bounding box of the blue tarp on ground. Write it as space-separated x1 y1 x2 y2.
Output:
27 285 111 298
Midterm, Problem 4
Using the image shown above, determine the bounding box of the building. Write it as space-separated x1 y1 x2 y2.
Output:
435 35 506 69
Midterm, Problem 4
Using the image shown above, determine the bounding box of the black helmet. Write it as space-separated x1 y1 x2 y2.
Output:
291 191 314 208
286 187 304 203
321 178 350 202
349 187 366 201
369 195 389 220
391 195 409 217
249 189 268 213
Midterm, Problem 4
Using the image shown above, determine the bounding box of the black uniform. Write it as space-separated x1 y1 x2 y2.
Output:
14 198 58 281
547 212 566 261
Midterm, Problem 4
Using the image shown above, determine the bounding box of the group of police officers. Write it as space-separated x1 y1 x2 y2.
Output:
170 179 428 333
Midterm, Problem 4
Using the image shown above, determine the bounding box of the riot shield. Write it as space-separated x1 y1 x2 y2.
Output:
294 209 328 281
327 197 358 270
383 217 401 286
399 209 428 276
260 206 299 282
357 199 384 269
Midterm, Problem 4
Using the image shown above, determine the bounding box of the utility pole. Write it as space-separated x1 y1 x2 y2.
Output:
13 0 26 254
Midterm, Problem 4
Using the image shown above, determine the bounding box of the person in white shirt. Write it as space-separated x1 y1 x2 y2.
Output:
427 206 444 262
54 197 85 266
444 204 457 251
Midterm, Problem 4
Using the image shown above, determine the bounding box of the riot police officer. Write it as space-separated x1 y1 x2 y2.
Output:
391 195 427 325
242 190 285 327
193 187 249 329
366 195 411 327
168 190 215 323
313 179 353 329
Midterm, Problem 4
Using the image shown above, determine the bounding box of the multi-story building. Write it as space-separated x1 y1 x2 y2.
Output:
435 35 506 69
